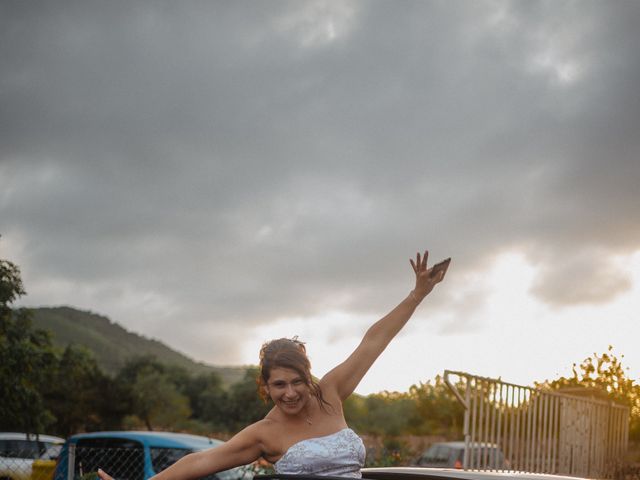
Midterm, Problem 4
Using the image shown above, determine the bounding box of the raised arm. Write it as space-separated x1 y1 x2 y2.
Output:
321 250 450 400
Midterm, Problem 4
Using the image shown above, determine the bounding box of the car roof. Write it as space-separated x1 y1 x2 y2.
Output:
427 442 501 450
428 442 466 449
0 432 65 443
362 467 593 480
66 431 223 450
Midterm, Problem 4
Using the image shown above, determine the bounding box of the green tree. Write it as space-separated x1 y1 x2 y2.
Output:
116 354 166 384
116 356 192 430
344 375 464 438
407 375 465 437
538 346 640 441
0 256 25 306
43 345 128 435
222 367 270 432
351 391 414 436
131 365 192 430
183 372 229 430
343 393 368 427
0 257 56 433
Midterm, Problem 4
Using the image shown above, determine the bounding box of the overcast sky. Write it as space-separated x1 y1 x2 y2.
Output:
2 1 639 394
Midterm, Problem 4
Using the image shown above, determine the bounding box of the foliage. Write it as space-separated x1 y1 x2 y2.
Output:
183 372 229 431
222 367 271 431
346 391 413 436
407 375 465 437
0 253 132 435
115 355 248 432
345 376 463 439
42 345 129 436
365 437 413 467
538 346 640 441
0 257 25 307
133 366 192 430
0 257 56 433
116 356 192 430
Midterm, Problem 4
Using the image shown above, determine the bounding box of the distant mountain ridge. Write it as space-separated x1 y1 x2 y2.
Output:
29 306 247 387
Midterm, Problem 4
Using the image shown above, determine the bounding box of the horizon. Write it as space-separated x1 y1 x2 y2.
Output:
20 293 640 396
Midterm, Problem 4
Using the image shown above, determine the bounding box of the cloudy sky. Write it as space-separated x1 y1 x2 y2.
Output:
2 1 639 394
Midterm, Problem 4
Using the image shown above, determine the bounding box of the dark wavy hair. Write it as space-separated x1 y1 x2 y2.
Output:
258 337 332 412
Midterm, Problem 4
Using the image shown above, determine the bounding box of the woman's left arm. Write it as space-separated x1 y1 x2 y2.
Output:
320 250 450 401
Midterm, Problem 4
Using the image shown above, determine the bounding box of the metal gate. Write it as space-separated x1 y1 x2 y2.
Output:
444 370 629 478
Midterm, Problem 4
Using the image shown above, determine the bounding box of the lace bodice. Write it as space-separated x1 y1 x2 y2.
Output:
274 428 366 478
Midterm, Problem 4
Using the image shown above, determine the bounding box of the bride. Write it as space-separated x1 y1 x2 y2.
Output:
98 250 450 479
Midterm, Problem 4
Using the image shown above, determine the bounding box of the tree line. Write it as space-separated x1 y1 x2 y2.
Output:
1 254 638 444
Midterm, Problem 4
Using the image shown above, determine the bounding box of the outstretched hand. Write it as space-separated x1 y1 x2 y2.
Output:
410 250 450 301
97 469 114 480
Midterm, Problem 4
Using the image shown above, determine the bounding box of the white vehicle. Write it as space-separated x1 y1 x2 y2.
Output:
415 442 506 470
0 433 64 480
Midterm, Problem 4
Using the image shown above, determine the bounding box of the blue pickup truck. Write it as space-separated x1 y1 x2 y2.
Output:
53 431 248 480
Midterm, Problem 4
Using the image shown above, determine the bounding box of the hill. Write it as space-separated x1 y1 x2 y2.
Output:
29 306 247 387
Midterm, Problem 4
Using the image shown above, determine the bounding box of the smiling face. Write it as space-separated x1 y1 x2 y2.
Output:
266 367 311 416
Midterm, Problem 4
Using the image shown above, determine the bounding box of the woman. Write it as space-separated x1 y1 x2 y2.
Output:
98 250 449 480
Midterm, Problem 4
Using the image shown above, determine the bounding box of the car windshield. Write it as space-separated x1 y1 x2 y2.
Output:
149 448 190 473
74 438 145 480
0 439 42 459
419 444 453 464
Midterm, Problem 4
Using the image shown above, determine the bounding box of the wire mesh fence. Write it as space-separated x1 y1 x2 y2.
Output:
65 445 146 480
0 443 254 480
54 445 253 480
0 436 63 480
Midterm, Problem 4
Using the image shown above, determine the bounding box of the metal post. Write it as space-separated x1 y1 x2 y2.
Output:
67 444 75 480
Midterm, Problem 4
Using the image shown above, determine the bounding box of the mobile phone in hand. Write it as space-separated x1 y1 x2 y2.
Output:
429 258 451 277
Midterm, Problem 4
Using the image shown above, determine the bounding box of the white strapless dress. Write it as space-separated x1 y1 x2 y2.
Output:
274 428 366 478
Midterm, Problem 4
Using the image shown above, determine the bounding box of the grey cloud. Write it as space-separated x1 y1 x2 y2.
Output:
530 248 633 306
2 1 640 363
